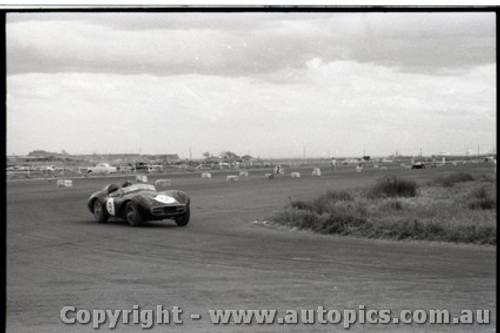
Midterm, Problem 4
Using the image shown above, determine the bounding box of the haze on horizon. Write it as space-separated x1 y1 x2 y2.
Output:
6 11 496 159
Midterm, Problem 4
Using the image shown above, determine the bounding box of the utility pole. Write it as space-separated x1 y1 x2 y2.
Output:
189 147 192 160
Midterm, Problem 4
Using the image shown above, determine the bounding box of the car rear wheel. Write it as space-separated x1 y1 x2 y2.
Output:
126 202 143 227
175 207 190 227
93 200 109 223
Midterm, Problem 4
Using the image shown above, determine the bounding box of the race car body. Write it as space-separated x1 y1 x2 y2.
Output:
87 183 190 226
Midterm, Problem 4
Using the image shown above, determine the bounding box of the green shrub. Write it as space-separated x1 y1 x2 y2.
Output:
367 176 417 198
288 190 355 214
468 186 496 210
272 208 368 236
437 172 474 187
320 211 367 235
288 200 314 211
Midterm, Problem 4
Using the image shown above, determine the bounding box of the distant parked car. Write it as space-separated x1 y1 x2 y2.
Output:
411 162 426 169
87 182 190 227
87 163 117 175
117 165 134 173
150 164 164 172
135 162 153 173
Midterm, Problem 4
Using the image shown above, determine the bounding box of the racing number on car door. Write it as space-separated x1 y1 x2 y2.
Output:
106 198 115 216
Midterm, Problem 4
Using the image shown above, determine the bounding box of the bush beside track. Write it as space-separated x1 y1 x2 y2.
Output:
269 173 496 245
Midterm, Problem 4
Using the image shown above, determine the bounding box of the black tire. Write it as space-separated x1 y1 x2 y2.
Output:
125 201 143 227
175 206 190 227
92 200 109 223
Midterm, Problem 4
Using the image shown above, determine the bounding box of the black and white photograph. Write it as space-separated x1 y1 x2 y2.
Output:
5 6 497 332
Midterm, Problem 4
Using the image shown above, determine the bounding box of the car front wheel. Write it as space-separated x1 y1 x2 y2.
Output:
93 200 109 223
175 207 190 227
126 202 143 227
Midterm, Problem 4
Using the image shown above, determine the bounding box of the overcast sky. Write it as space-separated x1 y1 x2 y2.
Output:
6 11 496 158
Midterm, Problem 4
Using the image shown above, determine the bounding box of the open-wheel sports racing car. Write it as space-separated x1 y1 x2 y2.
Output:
87 182 190 227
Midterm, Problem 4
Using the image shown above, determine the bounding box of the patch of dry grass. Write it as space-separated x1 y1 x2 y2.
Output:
271 175 496 245
435 171 475 187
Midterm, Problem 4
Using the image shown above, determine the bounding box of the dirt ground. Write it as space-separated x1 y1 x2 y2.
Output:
6 164 496 332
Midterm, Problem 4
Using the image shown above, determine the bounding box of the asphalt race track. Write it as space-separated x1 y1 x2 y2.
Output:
7 166 496 332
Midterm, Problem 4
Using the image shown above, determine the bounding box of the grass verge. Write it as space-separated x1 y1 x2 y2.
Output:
270 174 496 245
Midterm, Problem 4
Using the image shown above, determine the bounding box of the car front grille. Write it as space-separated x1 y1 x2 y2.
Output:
151 205 185 216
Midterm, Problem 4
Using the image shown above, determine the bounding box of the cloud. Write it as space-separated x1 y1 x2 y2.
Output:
7 58 495 157
6 11 495 157
7 12 495 77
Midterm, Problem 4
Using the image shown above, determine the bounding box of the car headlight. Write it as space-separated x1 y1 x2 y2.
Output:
154 195 177 204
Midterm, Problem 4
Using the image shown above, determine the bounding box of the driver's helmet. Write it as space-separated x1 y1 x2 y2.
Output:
122 180 132 187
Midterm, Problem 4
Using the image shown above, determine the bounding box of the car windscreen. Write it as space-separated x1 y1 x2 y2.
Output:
121 184 156 194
